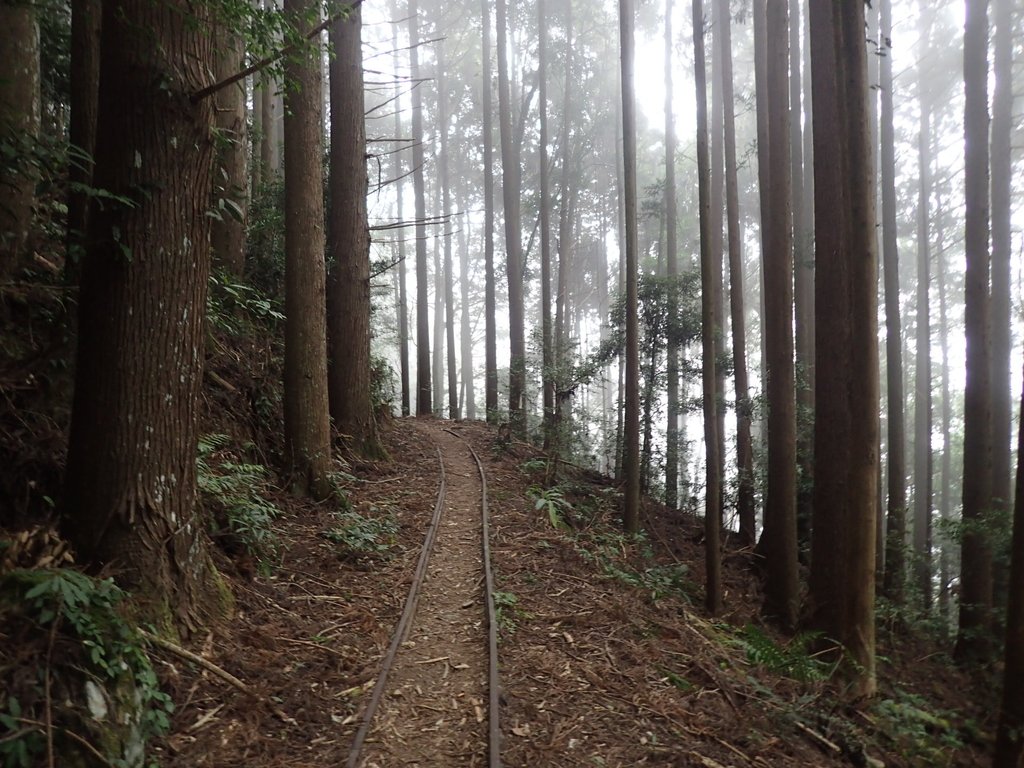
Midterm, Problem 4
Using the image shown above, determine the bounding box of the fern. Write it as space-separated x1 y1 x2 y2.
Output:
735 625 831 682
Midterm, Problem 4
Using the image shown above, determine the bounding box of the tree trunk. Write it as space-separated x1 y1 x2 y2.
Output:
912 5 933 608
994 368 1024 766
481 0 498 424
554 0 575 450
664 0 680 512
437 40 458 421
937 184 954 621
879 0 906 604
409 0 431 416
63 0 222 633
260 0 282 180
955 0 994 665
0 0 39 279
709 0 726 530
620 0 641 534
761 0 799 628
693 0 720 614
458 199 475 420
211 33 247 276
807 0 879 697
283 0 331 499
327 7 380 457
390 0 410 417
538 0 555 445
718 0 753 547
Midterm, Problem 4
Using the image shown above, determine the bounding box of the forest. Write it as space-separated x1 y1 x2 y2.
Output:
0 0 1022 764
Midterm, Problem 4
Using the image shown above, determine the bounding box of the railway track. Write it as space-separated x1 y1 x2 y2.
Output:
345 427 501 768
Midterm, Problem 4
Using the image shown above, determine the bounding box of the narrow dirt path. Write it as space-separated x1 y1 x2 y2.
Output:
356 421 489 767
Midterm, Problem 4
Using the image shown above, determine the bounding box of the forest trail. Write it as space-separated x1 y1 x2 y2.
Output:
354 421 492 767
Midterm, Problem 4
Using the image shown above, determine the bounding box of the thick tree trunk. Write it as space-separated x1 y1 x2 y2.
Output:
620 0 641 534
481 0 498 423
496 0 526 436
693 0 720 614
807 0 879 697
879 0 906 603
955 0 994 665
538 0 555 445
283 0 332 499
327 7 380 457
408 0 431 416
0 0 39 279
211 33 247 276
761 0 799 628
63 0 222 633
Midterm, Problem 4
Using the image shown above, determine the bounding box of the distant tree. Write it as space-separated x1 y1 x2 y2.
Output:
496 0 526 435
664 0 680 511
955 0 993 665
0 0 40 279
282 0 331 498
260 0 282 179
718 0 754 546
458 200 475 420
211 33 248 276
620 0 641 534
554 0 575 447
912 6 933 607
327 6 381 457
63 0 222 631
761 0 799 627
390 0 410 416
994 366 1024 767
481 0 498 423
409 0 432 416
692 0 720 613
806 0 879 697
879 0 906 604
538 0 555 445
438 39 458 421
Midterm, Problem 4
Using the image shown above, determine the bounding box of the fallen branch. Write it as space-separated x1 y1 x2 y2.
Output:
139 629 296 726
793 720 842 754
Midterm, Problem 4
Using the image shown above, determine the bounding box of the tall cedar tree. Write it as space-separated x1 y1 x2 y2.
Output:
328 7 381 456
496 0 527 435
913 4 933 606
211 32 247 275
994 368 1024 765
390 0 411 416
693 0 721 614
664 0 681 511
409 0 432 415
709 0 726 525
63 0 222 632
482 0 498 422
719 0 754 546
459 199 475 419
955 0 994 664
761 0 799 627
990 0 1014 602
554 0 575 444
439 40 459 420
539 0 555 445
283 0 332 498
619 0 641 534
0 0 39 279
880 0 907 603
807 0 879 697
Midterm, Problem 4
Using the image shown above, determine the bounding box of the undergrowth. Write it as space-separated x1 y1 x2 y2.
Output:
323 505 398 560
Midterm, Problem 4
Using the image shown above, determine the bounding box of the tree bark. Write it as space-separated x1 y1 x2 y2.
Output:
955 0 993 665
481 0 498 423
437 40 458 421
283 0 332 499
807 0 879 697
66 0 100 278
211 32 248 276
538 0 555 445
879 0 907 604
620 0 641 535
761 0 799 628
554 0 575 450
327 7 380 457
390 0 410 417
664 0 680 512
409 0 432 416
63 0 222 633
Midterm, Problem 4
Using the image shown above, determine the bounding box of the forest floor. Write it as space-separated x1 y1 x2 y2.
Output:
150 414 994 768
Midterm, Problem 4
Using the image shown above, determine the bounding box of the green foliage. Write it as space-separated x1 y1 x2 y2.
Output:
872 688 968 765
370 355 397 415
528 485 572 530
574 530 693 602
197 434 281 567
492 590 528 637
207 269 285 336
730 625 832 683
0 569 173 766
246 177 286 298
322 507 398 559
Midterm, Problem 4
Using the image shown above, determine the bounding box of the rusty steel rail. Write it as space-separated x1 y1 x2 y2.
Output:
344 447 447 768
